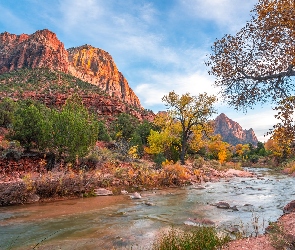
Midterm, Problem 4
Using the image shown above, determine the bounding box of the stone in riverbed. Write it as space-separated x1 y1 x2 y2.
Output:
94 188 113 196
283 200 295 214
191 185 206 190
130 192 142 199
215 201 231 209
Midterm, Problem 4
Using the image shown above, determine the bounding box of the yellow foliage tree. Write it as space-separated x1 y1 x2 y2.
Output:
145 112 181 163
162 91 217 164
208 135 231 163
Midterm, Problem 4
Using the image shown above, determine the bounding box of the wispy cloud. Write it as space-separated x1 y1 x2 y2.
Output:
178 0 257 32
135 70 220 107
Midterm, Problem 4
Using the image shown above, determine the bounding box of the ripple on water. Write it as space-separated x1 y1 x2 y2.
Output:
1 167 295 249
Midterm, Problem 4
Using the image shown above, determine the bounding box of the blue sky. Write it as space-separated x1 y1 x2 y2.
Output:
0 0 277 141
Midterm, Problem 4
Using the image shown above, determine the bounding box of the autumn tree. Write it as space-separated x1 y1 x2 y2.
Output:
162 91 217 164
206 0 295 110
267 96 295 160
146 112 182 163
207 135 232 163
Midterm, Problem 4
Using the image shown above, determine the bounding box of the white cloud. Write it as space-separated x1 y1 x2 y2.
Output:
135 71 220 107
178 0 256 32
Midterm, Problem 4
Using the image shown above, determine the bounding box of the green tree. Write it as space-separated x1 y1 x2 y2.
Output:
130 120 155 157
50 96 99 161
10 96 99 162
207 0 295 110
10 101 50 151
162 91 217 164
0 98 17 128
110 113 137 140
97 121 111 142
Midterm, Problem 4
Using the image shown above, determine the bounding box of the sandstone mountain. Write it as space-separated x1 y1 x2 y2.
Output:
0 29 140 107
214 113 258 145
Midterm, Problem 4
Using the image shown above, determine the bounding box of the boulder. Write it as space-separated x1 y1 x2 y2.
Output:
283 200 295 214
215 201 231 209
130 192 142 199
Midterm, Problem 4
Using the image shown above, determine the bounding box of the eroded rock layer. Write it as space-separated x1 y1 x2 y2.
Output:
0 29 141 107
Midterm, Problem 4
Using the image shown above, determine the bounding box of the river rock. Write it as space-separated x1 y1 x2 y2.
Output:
191 185 206 190
283 200 295 214
121 190 128 195
130 192 142 199
231 205 239 211
144 201 155 206
94 188 113 196
225 169 254 177
215 201 231 209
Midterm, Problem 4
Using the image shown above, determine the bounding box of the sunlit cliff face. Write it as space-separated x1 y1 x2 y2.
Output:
0 29 141 108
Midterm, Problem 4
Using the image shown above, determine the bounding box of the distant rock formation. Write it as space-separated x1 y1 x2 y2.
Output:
0 29 140 107
214 113 258 145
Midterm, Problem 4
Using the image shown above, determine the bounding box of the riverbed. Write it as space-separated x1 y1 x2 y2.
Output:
0 168 294 249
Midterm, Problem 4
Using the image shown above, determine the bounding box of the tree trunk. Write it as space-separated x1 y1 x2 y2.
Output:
180 134 187 165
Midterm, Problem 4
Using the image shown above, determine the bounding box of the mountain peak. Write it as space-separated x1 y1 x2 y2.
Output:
0 29 141 107
214 113 258 145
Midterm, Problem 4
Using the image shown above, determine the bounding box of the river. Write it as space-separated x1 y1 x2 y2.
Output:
0 168 294 249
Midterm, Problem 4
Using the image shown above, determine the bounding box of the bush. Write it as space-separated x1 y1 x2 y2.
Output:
9 96 98 162
0 97 17 128
152 226 230 250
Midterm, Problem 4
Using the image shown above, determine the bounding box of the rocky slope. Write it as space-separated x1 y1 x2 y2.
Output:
0 29 140 107
214 113 258 145
0 68 153 121
68 45 140 107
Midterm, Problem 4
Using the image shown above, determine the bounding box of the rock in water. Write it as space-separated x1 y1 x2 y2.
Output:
130 192 142 199
215 201 231 209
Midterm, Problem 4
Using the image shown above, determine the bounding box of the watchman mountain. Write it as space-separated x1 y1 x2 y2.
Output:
0 29 258 144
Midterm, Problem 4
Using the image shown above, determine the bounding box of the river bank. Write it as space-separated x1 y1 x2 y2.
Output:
224 207 295 249
0 155 253 206
1 166 295 249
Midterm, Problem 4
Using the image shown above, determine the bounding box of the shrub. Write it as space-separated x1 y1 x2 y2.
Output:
152 226 230 250
267 222 294 249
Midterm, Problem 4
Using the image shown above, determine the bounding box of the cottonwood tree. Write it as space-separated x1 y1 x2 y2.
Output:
206 0 295 110
162 91 217 165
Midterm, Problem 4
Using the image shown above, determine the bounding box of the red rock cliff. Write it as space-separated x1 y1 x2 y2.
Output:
67 45 140 107
0 29 141 107
0 29 68 73
214 113 258 145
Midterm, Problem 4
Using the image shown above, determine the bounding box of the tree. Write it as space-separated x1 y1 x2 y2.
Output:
110 113 137 141
206 0 295 110
97 121 111 142
264 96 295 161
10 101 51 151
207 135 232 163
146 112 181 163
162 91 217 164
10 96 99 162
0 98 17 128
50 96 99 161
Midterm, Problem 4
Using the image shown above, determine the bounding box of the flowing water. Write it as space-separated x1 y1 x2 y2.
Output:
0 168 295 249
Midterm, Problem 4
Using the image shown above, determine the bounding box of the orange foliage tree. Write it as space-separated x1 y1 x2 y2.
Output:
206 0 295 110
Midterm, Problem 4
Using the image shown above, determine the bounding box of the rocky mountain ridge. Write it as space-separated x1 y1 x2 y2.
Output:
214 113 258 145
0 29 140 107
